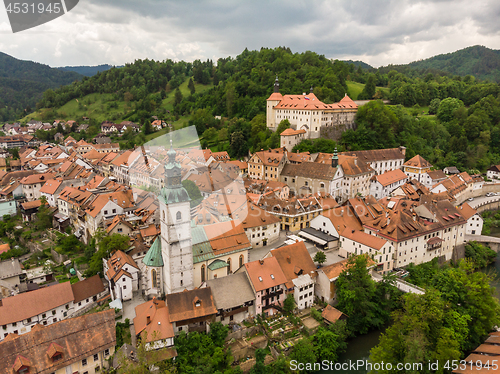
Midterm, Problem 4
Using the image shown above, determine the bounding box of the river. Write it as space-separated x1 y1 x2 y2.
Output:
318 232 500 374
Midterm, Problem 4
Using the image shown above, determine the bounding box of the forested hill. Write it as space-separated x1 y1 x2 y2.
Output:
0 52 82 121
57 64 116 77
407 45 500 82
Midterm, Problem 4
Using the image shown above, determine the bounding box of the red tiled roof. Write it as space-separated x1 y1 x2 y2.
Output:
244 257 287 292
404 155 432 168
134 298 174 342
340 228 387 250
0 282 74 325
39 179 62 195
374 169 408 187
280 128 306 136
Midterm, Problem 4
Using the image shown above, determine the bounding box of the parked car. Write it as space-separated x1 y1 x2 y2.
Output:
486 193 494 197
468 197 474 201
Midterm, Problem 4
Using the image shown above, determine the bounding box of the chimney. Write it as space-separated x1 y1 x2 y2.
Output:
259 259 264 265
354 158 357 166
146 315 151 325
287 256 291 264
387 217 390 225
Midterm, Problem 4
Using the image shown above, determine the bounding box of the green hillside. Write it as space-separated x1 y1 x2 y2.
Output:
57 64 116 77
23 77 213 126
0 52 82 121
408 45 500 82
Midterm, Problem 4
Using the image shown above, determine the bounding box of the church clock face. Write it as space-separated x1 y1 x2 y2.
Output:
172 176 181 185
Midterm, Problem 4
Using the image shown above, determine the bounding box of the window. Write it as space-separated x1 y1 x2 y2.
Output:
26 318 31 323
227 258 232 275
53 318 57 323
63 312 67 317
201 265 206 283
104 210 108 215
104 349 110 357
152 269 157 288
239 254 244 268
112 209 116 214
94 353 99 361
176 211 182 221
82 358 88 366
12 322 16 327
53 353 62 362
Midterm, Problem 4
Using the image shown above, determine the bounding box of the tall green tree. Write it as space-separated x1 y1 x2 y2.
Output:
336 255 383 334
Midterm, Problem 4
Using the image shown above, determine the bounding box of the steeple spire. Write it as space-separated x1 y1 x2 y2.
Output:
332 147 339 168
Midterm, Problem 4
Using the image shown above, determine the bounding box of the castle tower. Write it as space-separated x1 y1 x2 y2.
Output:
158 140 194 294
266 76 283 131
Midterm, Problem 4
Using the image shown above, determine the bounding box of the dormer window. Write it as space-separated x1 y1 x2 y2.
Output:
270 274 275 280
258 276 263 282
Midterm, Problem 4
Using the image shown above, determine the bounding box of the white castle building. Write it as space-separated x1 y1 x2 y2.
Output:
266 77 358 139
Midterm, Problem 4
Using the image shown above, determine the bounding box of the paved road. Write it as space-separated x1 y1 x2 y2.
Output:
467 195 500 209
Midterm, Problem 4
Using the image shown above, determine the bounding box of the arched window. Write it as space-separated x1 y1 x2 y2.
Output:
201 265 206 283
176 211 182 221
162 211 165 221
239 254 244 268
151 269 157 288
227 258 232 275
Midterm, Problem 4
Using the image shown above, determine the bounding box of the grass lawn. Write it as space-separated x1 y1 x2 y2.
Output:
346 81 364 100
346 81 390 100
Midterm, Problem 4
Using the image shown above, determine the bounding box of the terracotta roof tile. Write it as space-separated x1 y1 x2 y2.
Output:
71 275 105 303
244 257 287 292
134 298 174 342
0 309 116 373
39 179 62 195
270 241 316 283
404 155 432 168
166 288 217 323
340 228 387 250
322 305 346 323
374 169 408 187
0 282 74 325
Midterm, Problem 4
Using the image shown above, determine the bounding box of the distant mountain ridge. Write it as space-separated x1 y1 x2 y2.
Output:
57 64 118 77
407 45 500 82
341 60 373 70
0 51 82 120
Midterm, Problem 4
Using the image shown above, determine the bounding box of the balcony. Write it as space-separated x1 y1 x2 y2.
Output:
262 289 284 301
427 237 443 251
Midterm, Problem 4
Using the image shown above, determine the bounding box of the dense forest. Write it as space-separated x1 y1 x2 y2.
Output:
0 52 82 121
56 64 116 77
407 45 500 82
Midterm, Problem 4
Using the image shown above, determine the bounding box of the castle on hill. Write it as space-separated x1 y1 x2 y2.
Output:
266 77 358 143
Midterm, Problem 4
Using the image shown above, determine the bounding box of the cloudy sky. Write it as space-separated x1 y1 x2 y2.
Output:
0 0 499 68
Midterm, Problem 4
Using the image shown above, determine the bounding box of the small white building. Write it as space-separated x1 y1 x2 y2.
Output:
339 228 393 274
292 274 315 310
370 169 408 199
487 165 500 180
103 250 140 301
458 203 483 236
402 155 432 183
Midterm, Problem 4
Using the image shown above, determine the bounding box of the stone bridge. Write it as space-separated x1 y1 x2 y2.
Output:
371 272 425 294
